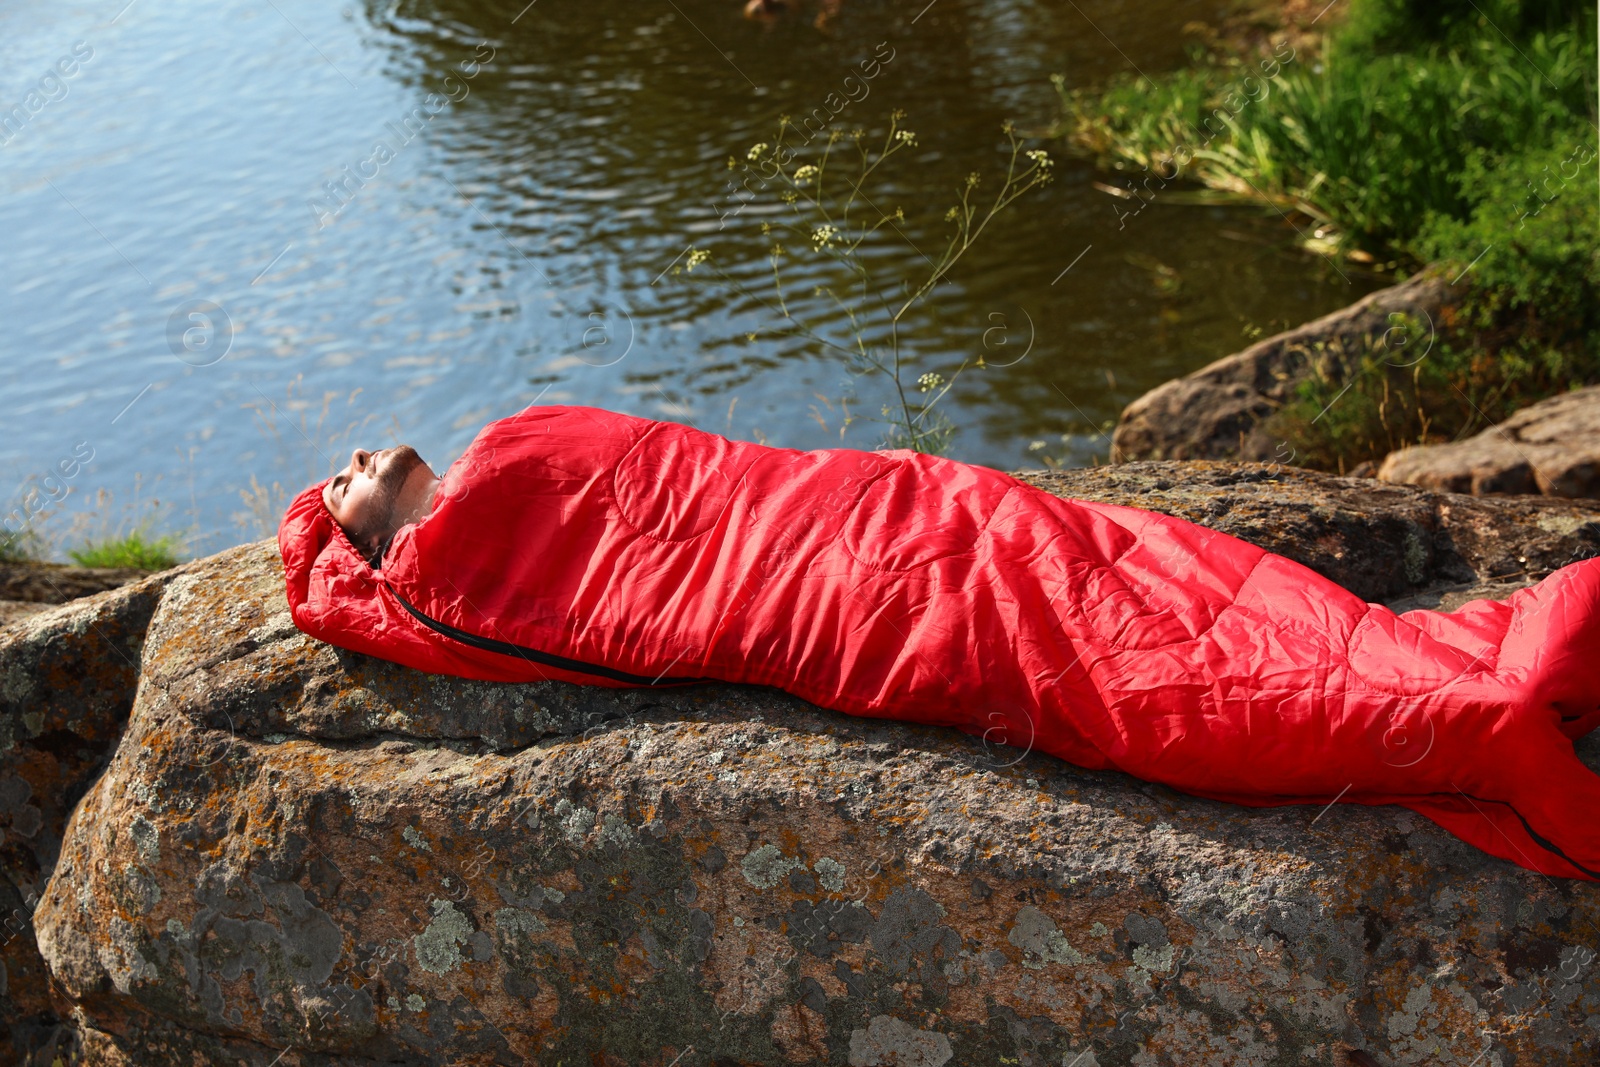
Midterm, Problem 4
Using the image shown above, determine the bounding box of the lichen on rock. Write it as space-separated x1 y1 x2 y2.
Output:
847 1013 953 1067
414 899 474 974
742 842 804 889
1008 905 1085 969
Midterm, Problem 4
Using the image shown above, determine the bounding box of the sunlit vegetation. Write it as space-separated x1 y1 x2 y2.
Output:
1059 0 1599 471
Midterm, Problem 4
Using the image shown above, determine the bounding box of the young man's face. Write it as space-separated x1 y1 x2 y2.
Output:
323 445 437 557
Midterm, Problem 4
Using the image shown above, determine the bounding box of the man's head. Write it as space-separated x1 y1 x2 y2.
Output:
323 445 440 560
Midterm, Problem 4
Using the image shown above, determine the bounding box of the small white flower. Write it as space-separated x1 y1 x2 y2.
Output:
747 142 769 161
917 372 944 392
1026 149 1053 169
1028 440 1048 452
685 248 710 271
793 164 819 185
894 130 917 146
811 225 839 249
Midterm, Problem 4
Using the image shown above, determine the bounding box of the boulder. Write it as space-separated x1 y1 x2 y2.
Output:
1378 385 1600 499
0 562 155 605
26 464 1600 1066
0 571 177 1064
0 602 49 628
0 560 157 632
1111 271 1465 463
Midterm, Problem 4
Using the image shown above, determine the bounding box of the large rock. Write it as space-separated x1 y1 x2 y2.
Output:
1111 271 1465 463
1378 385 1600 499
29 465 1600 1066
0 603 48 628
0 561 155 605
0 571 177 1063
0 561 155 631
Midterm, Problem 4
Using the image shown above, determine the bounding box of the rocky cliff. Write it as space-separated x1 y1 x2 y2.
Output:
12 463 1600 1066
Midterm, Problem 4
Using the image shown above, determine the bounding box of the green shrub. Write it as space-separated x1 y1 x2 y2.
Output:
1267 135 1599 472
1417 136 1599 326
1057 0 1597 471
1257 33 1587 248
69 529 183 570
1266 319 1598 473
1060 23 1594 254
1335 0 1596 57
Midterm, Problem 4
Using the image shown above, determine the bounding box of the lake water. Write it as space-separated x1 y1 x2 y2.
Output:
0 0 1380 556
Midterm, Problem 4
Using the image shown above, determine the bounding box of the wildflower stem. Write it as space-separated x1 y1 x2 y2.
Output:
681 112 1050 454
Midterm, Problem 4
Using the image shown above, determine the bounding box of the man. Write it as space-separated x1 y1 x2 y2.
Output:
282 404 1600 881
321 445 439 564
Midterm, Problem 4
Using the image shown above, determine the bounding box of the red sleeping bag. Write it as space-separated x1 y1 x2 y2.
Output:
279 404 1600 880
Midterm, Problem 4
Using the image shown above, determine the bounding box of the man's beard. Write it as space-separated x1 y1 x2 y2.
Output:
350 445 424 555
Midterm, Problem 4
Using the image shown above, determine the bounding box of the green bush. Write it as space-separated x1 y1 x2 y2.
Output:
1335 0 1596 57
1260 32 1587 248
1267 316 1598 473
1267 140 1593 470
1057 0 1598 470
1060 22 1594 254
1417 137 1599 325
1268 136 1599 472
69 529 183 570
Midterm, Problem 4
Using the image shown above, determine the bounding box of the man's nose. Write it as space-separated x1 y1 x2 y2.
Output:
351 448 371 472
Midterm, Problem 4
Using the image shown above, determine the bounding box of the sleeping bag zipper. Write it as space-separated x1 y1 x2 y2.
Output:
391 591 712 686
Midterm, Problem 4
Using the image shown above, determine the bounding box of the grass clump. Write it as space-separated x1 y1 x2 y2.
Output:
69 527 183 570
1061 0 1595 256
0 528 44 564
1057 0 1599 470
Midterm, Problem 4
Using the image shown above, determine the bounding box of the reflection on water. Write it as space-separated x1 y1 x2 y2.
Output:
0 0 1379 554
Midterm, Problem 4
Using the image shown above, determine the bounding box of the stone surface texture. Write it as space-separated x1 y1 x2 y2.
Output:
16 463 1600 1066
1378 385 1600 499
1110 271 1465 463
0 602 50 628
0 570 178 1064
